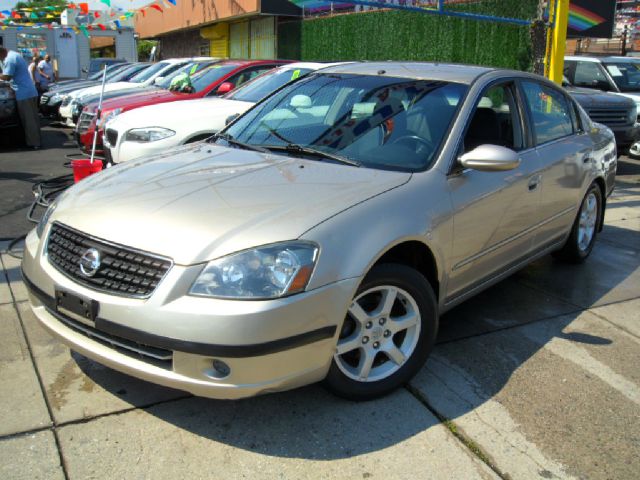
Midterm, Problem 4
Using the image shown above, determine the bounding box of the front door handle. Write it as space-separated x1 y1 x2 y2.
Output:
528 175 540 191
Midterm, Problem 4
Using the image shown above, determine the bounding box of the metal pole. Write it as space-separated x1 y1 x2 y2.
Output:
89 64 107 164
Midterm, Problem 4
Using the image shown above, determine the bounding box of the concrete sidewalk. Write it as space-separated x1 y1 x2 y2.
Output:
0 155 638 479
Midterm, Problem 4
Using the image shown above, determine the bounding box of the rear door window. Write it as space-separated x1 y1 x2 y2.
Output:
521 81 574 145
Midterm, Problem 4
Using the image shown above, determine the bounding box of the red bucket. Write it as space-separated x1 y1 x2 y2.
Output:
71 159 103 183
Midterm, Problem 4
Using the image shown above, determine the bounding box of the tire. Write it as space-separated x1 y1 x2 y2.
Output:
554 183 602 263
324 263 438 401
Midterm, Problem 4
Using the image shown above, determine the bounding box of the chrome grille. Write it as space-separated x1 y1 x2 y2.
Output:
76 111 95 134
105 128 118 147
47 223 172 298
586 107 630 127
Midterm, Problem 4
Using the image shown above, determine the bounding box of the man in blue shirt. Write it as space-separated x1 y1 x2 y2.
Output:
0 47 41 149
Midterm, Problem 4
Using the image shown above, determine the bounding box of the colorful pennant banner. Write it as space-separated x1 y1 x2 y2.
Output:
0 1 175 36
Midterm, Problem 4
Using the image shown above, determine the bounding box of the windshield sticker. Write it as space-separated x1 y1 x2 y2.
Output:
291 69 301 80
190 64 199 75
606 65 623 76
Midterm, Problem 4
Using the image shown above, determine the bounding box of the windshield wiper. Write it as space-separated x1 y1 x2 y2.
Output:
261 143 361 167
210 132 271 154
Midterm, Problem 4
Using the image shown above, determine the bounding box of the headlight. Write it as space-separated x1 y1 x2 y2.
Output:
50 93 62 103
99 108 122 129
36 201 57 238
190 242 319 299
632 104 639 124
125 127 176 143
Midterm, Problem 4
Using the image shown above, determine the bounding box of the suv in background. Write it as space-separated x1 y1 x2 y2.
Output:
564 77 639 150
564 56 640 150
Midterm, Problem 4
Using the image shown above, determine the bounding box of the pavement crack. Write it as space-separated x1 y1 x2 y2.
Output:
588 308 640 341
404 383 508 480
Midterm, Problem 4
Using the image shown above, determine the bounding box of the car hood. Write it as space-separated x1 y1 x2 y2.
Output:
47 81 99 94
610 92 640 106
567 87 635 108
109 97 254 132
52 144 411 265
77 82 143 100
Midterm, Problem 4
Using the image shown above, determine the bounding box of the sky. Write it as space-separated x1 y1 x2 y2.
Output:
1 0 151 11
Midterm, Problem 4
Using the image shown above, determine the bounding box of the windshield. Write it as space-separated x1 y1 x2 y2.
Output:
189 64 237 93
227 67 314 103
155 61 217 89
108 64 151 83
225 73 466 171
603 61 640 92
130 61 175 83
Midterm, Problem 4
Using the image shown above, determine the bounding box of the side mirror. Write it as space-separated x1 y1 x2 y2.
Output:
82 68 88 73
216 82 235 95
225 113 240 125
154 76 164 85
459 145 521 172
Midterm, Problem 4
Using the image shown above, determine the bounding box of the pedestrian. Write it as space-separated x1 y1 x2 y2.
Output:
37 54 55 92
0 47 41 149
28 55 40 86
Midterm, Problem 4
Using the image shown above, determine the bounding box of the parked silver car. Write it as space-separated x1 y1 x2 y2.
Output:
22 62 617 400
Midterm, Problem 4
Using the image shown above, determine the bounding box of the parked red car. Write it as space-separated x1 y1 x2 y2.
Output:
76 59 290 156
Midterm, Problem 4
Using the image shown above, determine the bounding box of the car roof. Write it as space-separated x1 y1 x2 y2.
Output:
565 55 640 63
275 61 352 70
317 62 493 84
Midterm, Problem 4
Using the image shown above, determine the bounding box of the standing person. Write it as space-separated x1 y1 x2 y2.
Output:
28 55 42 98
0 47 41 149
37 54 55 92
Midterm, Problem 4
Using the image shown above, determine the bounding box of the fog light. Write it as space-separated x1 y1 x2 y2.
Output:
205 359 231 379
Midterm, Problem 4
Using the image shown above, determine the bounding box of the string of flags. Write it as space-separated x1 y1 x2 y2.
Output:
0 1 176 37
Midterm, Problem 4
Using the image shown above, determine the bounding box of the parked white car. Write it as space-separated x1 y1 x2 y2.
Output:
59 58 205 126
104 62 344 164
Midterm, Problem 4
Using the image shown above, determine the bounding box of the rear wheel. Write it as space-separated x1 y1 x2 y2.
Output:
554 184 602 263
324 263 438 400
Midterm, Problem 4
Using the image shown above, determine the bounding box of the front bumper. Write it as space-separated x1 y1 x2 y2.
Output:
21 229 358 399
611 123 640 149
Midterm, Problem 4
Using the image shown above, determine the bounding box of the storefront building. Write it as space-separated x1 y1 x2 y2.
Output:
135 0 302 60
0 9 136 79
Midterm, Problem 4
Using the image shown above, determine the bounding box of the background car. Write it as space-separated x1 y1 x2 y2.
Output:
104 62 346 164
0 80 20 146
84 58 127 78
40 63 134 118
564 76 639 150
59 63 152 126
76 59 289 156
23 62 616 402
68 59 220 126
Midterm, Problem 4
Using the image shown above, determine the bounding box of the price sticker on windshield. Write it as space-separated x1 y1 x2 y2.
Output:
291 69 301 80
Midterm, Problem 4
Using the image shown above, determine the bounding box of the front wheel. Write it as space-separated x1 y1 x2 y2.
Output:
554 184 602 263
324 263 438 401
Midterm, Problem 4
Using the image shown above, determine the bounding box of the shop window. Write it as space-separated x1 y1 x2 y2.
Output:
17 33 47 61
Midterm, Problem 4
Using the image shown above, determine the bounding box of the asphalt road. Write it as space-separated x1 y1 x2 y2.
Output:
0 121 77 241
1 123 639 479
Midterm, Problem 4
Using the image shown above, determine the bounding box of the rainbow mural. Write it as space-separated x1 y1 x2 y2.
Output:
568 3 606 32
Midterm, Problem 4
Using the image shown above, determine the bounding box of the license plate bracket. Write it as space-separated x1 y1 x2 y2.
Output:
55 289 99 327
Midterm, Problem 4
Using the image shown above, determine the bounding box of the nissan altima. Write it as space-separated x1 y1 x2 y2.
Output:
22 62 617 400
